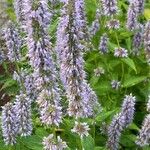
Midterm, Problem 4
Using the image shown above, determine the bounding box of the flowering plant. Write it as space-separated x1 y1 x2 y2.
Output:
0 0 150 149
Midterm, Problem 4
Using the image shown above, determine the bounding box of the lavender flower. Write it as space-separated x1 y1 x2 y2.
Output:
13 69 36 100
106 19 120 30
14 92 32 136
56 0 100 118
101 0 118 16
75 0 88 40
107 94 136 150
89 19 100 36
144 21 150 64
43 134 67 150
126 2 138 31
132 32 143 55
83 82 102 116
43 134 56 150
107 113 125 150
99 33 109 54
94 67 105 77
3 23 22 62
24 73 36 99
111 80 121 90
37 89 62 126
71 121 90 138
114 47 128 57
14 0 26 25
0 31 7 62
0 0 8 27
89 9 100 36
1 102 17 145
57 136 68 150
136 114 150 146
25 0 63 126
0 49 5 63
121 94 136 127
135 0 145 14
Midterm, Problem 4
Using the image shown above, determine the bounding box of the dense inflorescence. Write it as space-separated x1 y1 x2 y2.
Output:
75 0 89 40
132 32 143 55
14 92 32 136
144 21 150 64
107 113 125 150
24 0 63 126
107 94 136 150
71 121 90 138
1 103 17 145
0 50 5 63
37 89 62 126
126 2 138 31
89 9 100 36
120 94 136 127
135 0 145 14
43 134 67 150
99 33 109 54
3 23 22 62
136 96 150 147
106 19 120 30
13 69 36 100
101 0 118 16
56 0 100 118
114 47 128 58
14 0 26 24
136 114 150 146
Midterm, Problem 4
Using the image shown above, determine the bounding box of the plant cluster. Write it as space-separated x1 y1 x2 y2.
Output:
0 0 150 150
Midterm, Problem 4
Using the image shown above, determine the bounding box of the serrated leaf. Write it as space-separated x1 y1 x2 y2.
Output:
125 38 131 50
122 58 137 74
128 123 140 131
122 76 147 88
81 135 94 150
120 134 136 147
96 110 117 122
19 135 42 150
0 79 17 91
108 42 117 52
49 18 59 34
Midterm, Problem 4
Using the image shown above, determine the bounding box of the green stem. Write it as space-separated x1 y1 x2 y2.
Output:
121 62 124 83
115 32 120 47
80 137 83 150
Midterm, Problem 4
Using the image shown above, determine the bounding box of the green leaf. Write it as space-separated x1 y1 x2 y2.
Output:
125 38 131 50
0 79 17 91
96 110 117 122
90 76 99 86
128 123 140 131
19 135 43 150
81 135 94 150
144 9 150 20
108 42 117 52
49 18 59 34
122 76 147 88
122 58 137 74
120 134 136 147
94 147 107 150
